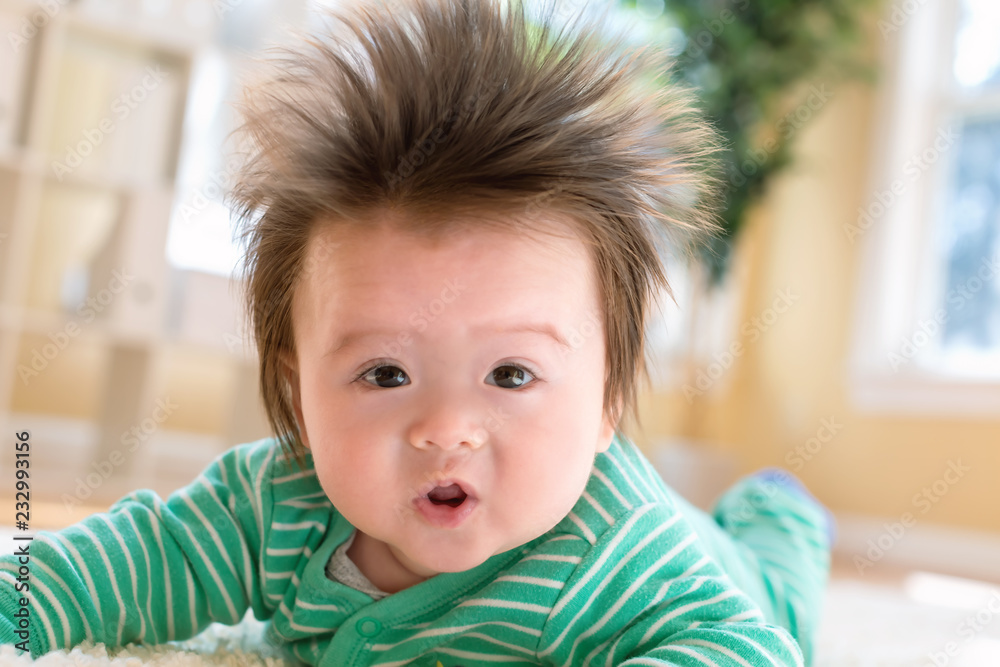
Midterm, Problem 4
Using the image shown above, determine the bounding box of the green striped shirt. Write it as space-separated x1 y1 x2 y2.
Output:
1 433 818 666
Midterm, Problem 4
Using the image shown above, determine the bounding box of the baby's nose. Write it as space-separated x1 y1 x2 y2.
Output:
407 383 494 450
413 429 487 451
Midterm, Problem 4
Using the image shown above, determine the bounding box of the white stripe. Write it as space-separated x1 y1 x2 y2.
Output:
549 506 664 619
266 570 296 580
372 621 541 650
641 590 741 644
675 638 759 667
26 575 69 649
634 448 670 498
161 503 240 623
591 468 633 511
540 507 679 660
278 600 333 634
724 609 763 623
253 445 276 542
277 499 332 509
605 455 648 503
195 478 255 605
0 568 60 650
458 598 551 614
494 574 564 589
32 558 94 641
726 632 784 667
97 515 147 642
295 598 345 612
272 520 328 532
448 632 535 654
121 512 158 643
272 468 317 485
607 441 656 499
48 533 104 630
603 574 709 664
234 448 265 610
566 513 596 544
292 490 329 500
267 545 314 557
582 491 615 525
76 524 129 645
573 533 698 664
435 647 537 663
145 509 175 640
774 614 802 659
650 646 720 666
522 554 581 564
181 487 244 592
679 555 712 579
618 438 663 495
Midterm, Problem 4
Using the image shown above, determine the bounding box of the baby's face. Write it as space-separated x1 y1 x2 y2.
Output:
285 211 615 579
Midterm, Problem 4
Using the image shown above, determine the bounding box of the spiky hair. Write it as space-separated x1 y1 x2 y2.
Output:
229 0 722 463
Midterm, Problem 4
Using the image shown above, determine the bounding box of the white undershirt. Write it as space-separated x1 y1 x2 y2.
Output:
324 529 391 600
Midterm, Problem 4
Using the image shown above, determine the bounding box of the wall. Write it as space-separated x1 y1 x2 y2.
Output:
633 8 1000 536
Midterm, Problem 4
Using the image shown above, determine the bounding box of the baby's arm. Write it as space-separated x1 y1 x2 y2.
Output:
0 442 272 657
537 503 804 667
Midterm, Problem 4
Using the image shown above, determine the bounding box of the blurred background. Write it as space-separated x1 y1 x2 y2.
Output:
0 0 998 660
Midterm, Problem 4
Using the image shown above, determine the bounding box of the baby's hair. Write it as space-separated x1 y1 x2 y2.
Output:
229 0 722 465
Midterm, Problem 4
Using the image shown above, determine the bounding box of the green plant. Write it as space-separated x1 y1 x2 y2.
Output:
621 0 878 282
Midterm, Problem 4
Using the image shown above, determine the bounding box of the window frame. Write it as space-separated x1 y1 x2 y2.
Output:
848 0 1000 415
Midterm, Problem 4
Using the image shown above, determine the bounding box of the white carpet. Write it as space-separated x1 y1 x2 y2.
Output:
3 576 998 665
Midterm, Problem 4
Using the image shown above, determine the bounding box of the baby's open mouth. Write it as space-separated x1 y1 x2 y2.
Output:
427 483 467 507
415 479 478 528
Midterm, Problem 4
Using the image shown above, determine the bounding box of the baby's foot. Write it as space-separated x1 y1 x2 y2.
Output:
753 467 837 546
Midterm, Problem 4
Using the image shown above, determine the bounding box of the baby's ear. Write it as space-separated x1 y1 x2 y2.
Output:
279 350 310 450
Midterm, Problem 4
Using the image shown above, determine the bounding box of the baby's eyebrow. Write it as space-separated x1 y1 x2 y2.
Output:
476 323 572 351
325 322 572 357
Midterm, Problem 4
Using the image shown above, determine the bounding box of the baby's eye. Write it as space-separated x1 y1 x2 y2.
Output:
486 364 534 389
361 365 410 388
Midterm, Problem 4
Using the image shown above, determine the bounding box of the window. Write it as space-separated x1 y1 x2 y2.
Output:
850 0 1000 413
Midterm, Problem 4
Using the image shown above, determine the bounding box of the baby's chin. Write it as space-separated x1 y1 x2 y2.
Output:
389 540 497 577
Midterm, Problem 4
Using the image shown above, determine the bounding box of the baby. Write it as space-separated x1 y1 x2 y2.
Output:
0 0 831 665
